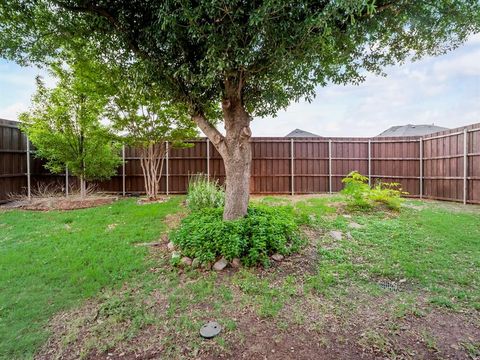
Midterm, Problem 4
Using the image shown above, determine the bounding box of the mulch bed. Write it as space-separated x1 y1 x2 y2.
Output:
1 197 117 211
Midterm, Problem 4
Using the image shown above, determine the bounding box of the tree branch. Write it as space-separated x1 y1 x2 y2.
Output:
192 114 225 151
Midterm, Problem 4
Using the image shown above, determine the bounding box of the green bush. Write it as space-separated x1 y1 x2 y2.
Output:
369 181 406 210
186 174 224 211
340 171 372 210
341 171 406 210
169 205 304 266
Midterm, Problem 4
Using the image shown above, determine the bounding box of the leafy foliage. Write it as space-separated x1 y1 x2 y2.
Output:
186 174 225 211
169 205 304 266
341 171 406 210
19 61 121 194
1 1 479 119
108 67 197 148
369 181 407 210
108 69 198 199
341 171 372 210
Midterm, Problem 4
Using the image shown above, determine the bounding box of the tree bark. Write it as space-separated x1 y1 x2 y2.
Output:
221 98 252 220
139 143 165 200
193 79 252 220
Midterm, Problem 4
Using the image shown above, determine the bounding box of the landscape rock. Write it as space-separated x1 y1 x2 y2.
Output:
348 222 363 229
191 258 201 269
180 257 192 266
203 262 212 270
213 257 228 271
329 230 343 241
271 253 284 262
346 232 353 240
231 258 241 268
167 241 176 251
343 214 352 219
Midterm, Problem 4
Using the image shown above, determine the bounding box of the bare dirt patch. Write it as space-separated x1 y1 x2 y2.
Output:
35 273 480 360
37 274 480 360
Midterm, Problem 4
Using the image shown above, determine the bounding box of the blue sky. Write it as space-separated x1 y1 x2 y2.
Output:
1 34 479 137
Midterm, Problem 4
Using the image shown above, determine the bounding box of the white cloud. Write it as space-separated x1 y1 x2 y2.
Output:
433 49 480 78
0 102 27 120
252 34 480 137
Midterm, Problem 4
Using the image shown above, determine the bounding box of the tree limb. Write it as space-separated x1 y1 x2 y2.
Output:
192 114 225 151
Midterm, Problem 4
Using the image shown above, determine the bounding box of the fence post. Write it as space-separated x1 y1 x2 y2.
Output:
328 139 332 193
368 139 371 187
290 138 295 196
463 129 468 204
26 135 31 200
122 145 126 196
166 141 169 195
206 138 210 179
65 165 69 198
419 138 423 199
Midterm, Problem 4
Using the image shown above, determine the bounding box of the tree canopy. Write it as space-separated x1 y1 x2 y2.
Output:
2 1 479 119
108 68 198 148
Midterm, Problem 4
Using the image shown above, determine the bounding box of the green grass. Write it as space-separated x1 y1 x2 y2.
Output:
0 197 183 359
307 202 480 310
2 195 480 358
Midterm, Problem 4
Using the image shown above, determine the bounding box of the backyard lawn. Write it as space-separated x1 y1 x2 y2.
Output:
0 197 184 359
1 196 479 359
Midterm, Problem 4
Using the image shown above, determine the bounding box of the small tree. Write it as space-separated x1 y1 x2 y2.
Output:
109 72 197 200
20 63 121 198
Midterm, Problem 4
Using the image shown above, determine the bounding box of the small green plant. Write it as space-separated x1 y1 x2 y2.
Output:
170 252 181 267
186 174 225 211
169 204 304 266
341 171 372 210
369 181 407 210
341 171 406 211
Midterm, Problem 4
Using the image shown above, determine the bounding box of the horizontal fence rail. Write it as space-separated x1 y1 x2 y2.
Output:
1 118 479 204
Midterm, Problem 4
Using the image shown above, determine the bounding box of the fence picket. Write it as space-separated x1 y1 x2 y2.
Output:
1 119 479 204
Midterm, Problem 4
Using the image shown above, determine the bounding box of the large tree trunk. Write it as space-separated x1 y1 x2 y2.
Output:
222 102 252 220
193 78 252 220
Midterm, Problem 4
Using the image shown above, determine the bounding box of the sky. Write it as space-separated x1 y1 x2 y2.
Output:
1 34 479 137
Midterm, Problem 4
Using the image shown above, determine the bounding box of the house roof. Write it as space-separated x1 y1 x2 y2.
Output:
285 128 320 137
376 124 448 137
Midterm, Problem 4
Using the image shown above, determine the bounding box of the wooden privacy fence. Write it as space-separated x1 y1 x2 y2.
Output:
1 118 479 204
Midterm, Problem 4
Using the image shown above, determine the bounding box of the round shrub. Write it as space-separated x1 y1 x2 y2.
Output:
169 204 304 267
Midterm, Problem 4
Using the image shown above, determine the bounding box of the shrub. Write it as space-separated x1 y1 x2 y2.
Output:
369 181 406 210
186 174 224 211
341 171 373 210
341 171 406 211
169 204 304 266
